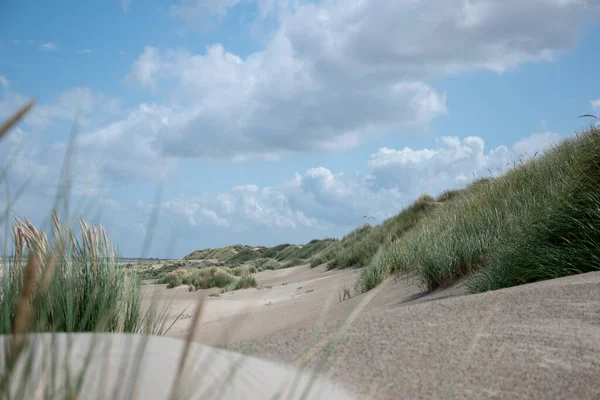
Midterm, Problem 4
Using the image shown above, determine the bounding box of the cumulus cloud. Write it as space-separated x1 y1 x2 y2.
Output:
0 87 122 130
127 41 447 159
124 0 598 161
157 174 366 233
369 131 563 199
0 90 169 199
124 47 161 88
160 182 323 232
282 0 599 78
152 130 563 238
74 103 177 183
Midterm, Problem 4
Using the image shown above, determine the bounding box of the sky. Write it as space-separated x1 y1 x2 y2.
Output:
1 0 600 258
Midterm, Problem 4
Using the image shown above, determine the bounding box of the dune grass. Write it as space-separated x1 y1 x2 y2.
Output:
311 195 439 270
247 258 282 270
160 266 257 291
282 258 306 268
310 223 373 268
0 213 166 335
275 239 336 262
356 126 600 293
139 251 304 287
134 260 185 281
0 102 160 335
183 239 336 269
0 102 181 399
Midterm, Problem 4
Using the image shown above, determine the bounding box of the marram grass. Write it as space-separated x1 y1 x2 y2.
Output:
355 126 600 293
0 101 176 399
1 213 165 335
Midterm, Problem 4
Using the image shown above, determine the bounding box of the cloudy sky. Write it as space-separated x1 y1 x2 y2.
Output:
1 0 600 258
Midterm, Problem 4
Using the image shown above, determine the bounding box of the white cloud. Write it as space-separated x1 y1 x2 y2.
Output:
78 49 92 54
149 130 563 240
83 127 559 240
74 103 177 183
0 105 177 201
0 76 9 89
591 98 600 114
369 131 563 199
0 89 166 199
512 132 562 156
40 42 59 51
124 46 161 88
0 87 122 130
125 0 598 161
169 0 291 33
126 41 447 159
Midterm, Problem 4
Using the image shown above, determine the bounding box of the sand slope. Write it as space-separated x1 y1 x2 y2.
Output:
223 268 600 399
28 264 598 399
0 332 355 400
145 264 362 345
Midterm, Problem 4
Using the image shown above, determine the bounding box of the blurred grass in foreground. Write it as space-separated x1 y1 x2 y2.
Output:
0 101 179 399
0 100 356 400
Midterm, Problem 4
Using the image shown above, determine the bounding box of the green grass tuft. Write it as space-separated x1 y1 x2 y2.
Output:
312 194 439 272
0 214 161 335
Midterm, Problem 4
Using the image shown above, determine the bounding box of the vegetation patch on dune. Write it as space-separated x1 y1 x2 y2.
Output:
144 237 338 282
184 238 336 266
355 126 600 294
310 195 440 270
160 266 257 291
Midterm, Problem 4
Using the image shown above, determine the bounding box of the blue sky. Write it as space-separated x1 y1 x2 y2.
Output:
1 0 600 258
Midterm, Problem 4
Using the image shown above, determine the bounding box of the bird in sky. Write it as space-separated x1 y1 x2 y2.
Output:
578 114 598 119
363 215 376 220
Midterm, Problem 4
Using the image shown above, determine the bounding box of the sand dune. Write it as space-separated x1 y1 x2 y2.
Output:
5 265 599 399
0 332 355 400
151 264 600 399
